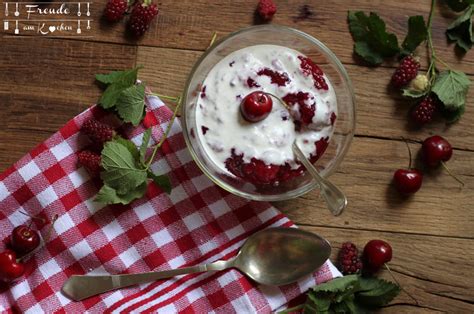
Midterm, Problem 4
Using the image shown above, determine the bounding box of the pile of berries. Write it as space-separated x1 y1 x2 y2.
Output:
392 135 463 195
0 215 56 282
103 0 159 38
77 119 117 176
390 56 439 126
337 240 392 275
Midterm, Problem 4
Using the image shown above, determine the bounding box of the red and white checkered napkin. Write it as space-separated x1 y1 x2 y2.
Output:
0 96 340 313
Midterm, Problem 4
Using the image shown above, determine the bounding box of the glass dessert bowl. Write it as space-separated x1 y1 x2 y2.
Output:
181 25 355 201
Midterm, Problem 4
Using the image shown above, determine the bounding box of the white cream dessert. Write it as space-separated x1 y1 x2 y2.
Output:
195 44 337 185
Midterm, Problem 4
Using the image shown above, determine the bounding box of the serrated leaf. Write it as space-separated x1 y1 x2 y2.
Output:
355 277 400 307
96 67 140 86
140 129 152 163
115 137 140 161
348 11 400 65
101 140 147 195
446 5 474 52
442 103 466 123
402 88 428 98
445 0 474 12
147 171 172 194
116 84 146 126
402 16 428 54
354 41 384 65
99 83 129 109
95 182 147 205
432 70 470 110
312 275 360 293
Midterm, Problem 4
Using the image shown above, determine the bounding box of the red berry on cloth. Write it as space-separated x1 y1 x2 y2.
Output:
104 0 128 22
363 240 392 273
257 0 277 21
81 119 115 144
240 91 273 122
411 96 437 125
393 169 423 194
337 242 363 275
11 225 40 255
78 150 102 175
128 1 159 37
0 250 24 282
391 56 420 88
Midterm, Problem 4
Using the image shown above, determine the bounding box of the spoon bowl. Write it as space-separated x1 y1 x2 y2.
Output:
234 228 331 286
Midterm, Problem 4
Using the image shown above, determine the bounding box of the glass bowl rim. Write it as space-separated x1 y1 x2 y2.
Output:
180 24 357 201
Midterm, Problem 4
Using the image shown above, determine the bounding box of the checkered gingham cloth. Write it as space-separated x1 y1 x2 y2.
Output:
0 95 340 313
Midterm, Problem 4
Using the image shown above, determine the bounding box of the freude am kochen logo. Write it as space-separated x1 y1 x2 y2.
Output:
3 1 92 36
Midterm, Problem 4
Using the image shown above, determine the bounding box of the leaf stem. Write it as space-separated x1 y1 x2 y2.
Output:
208 31 218 48
385 263 419 306
277 304 304 314
146 92 181 103
145 96 182 168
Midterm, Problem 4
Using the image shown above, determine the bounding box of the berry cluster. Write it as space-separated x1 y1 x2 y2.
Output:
0 214 56 282
393 135 463 195
337 240 392 275
391 56 440 126
103 0 159 38
77 119 116 176
256 0 277 21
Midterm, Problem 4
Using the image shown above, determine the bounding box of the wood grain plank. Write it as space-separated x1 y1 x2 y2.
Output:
0 37 137 134
279 136 474 238
3 1 472 74
300 225 474 313
136 46 474 151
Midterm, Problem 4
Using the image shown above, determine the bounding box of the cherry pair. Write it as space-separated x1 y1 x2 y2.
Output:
394 135 460 195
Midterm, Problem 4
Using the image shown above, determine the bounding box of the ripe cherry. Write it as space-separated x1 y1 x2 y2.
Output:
422 135 452 167
0 250 25 282
393 169 422 194
240 91 273 122
393 139 422 194
363 239 392 273
11 225 40 255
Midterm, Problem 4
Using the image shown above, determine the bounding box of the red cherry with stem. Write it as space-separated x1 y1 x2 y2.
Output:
363 239 392 273
0 250 25 282
422 135 464 186
11 224 40 255
240 91 273 122
393 139 422 194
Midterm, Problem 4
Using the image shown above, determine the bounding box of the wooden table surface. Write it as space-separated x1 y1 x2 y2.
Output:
1 0 473 312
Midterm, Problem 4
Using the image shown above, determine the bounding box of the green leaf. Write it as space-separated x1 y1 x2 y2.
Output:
101 140 147 195
446 6 474 52
116 84 146 126
140 128 152 163
99 83 129 109
402 88 428 98
402 16 428 54
354 41 384 65
442 103 466 123
312 275 360 293
355 277 400 307
445 0 474 12
95 183 147 205
96 67 140 86
115 137 140 161
348 11 400 65
147 171 172 194
432 70 470 110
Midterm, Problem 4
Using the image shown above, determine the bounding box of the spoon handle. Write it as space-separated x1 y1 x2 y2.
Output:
292 142 347 216
62 259 232 301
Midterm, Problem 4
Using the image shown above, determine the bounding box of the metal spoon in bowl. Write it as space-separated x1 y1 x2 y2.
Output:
62 227 331 301
292 141 347 216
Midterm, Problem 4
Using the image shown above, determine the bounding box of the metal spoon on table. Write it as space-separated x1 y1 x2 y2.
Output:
62 227 331 301
292 141 347 216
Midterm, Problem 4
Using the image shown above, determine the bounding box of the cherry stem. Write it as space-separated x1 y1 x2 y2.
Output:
18 211 46 223
277 304 304 313
27 221 33 232
384 263 419 306
440 161 465 187
263 92 290 110
401 137 412 169
208 31 218 48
